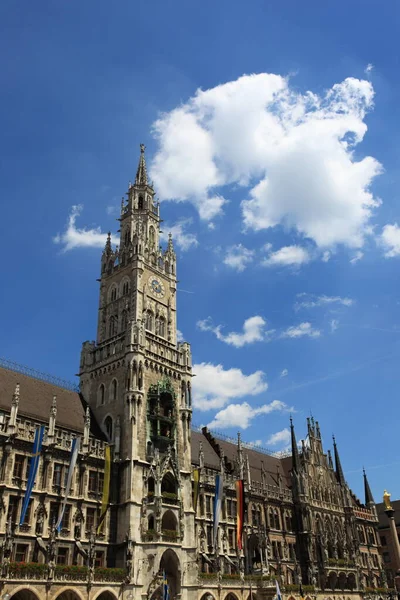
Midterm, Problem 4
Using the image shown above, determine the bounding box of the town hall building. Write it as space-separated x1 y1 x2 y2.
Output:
0 147 385 600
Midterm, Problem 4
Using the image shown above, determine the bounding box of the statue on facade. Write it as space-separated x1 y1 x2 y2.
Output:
1 517 14 578
383 490 393 510
46 524 57 581
126 529 134 583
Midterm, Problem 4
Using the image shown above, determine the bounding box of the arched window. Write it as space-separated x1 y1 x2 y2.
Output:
124 230 130 245
110 379 118 401
148 514 155 531
149 226 155 248
110 286 117 302
122 281 129 295
98 384 105 406
109 316 117 337
138 195 144 210
146 311 153 331
159 316 166 338
104 416 113 441
148 477 155 496
121 310 128 331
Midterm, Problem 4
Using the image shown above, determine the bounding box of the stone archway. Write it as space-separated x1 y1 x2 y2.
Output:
150 549 181 600
10 591 41 600
54 591 83 600
200 595 215 600
224 594 239 600
94 593 118 600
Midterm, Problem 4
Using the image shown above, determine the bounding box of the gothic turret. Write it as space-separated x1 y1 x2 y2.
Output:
290 416 300 474
363 468 375 507
333 435 345 486
135 143 149 186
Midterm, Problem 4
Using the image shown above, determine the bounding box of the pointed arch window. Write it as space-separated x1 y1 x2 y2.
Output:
109 316 117 337
110 286 117 302
146 311 154 331
124 230 130 246
159 316 166 338
122 281 130 296
111 379 118 402
138 196 144 210
98 384 105 406
104 416 113 442
149 226 155 248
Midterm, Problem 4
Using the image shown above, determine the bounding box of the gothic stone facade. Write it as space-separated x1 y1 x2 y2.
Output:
0 147 384 600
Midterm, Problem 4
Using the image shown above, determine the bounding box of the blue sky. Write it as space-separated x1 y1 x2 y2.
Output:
1 0 400 502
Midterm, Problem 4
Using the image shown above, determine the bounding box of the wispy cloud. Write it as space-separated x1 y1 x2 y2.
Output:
53 205 118 252
280 368 289 378
267 428 291 447
223 244 255 272
160 218 198 251
262 245 311 267
294 293 354 311
208 400 292 430
281 322 321 339
197 315 273 347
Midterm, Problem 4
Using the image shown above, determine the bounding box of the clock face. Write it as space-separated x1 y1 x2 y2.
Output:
149 276 165 298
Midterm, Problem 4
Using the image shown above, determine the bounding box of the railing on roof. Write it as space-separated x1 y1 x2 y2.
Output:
192 424 291 458
0 357 80 393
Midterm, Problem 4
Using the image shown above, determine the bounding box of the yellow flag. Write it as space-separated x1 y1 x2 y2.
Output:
193 468 201 513
97 445 111 534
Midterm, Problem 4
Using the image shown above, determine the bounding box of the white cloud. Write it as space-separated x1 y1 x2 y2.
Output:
380 223 400 258
294 294 354 310
197 315 272 347
262 245 310 267
208 400 291 430
160 218 198 251
280 368 289 378
192 362 268 411
350 250 364 264
176 329 184 342
365 63 374 76
322 251 331 262
53 205 118 252
282 322 321 338
151 73 382 254
223 244 255 271
330 319 339 332
267 428 291 447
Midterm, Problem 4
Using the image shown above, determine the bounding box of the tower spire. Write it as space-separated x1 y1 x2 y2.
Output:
363 468 375 506
135 143 148 186
290 416 300 473
333 435 345 485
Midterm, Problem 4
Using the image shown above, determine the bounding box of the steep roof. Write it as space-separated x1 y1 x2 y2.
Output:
0 366 87 432
191 428 292 489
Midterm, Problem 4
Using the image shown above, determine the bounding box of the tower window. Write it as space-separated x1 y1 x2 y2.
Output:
146 311 154 331
149 226 155 248
159 317 166 338
109 316 117 337
104 416 113 442
124 230 130 246
122 281 129 296
98 384 105 406
110 379 118 402
110 287 117 302
121 310 128 331
138 196 144 210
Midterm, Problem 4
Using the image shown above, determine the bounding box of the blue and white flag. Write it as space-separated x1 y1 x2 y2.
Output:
163 570 170 600
19 426 45 525
213 472 224 550
56 436 81 532
275 580 282 600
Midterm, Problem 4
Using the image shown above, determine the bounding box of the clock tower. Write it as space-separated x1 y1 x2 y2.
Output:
79 145 196 592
